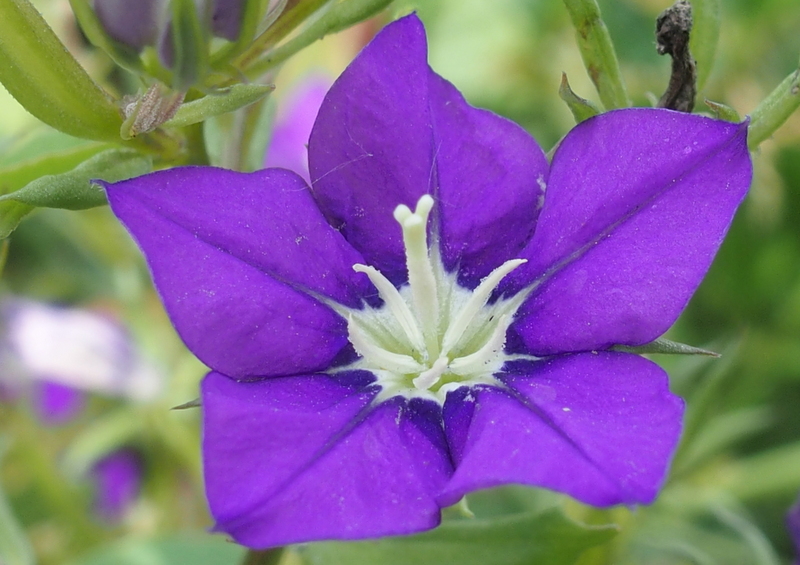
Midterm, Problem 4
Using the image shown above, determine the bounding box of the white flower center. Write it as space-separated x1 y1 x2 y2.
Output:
337 195 530 403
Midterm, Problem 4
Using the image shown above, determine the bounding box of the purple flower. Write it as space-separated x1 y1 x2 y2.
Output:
0 298 163 410
91 449 143 522
264 75 331 184
103 14 752 549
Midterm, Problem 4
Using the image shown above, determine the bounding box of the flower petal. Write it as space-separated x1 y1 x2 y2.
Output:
428 72 547 287
202 371 453 548
440 352 683 507
309 14 547 286
504 109 751 354
308 14 433 283
105 167 370 378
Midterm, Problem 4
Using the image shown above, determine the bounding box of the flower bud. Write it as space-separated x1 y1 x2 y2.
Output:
93 0 163 52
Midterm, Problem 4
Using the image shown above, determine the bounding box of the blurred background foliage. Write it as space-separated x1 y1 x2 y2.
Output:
0 0 799 564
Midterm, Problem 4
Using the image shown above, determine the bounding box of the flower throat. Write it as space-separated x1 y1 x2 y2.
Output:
342 195 529 402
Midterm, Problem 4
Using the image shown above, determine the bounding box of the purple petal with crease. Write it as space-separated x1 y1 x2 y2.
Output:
202 371 452 548
104 168 370 379
440 352 683 507
308 15 433 283
428 72 547 287
504 109 751 355
309 14 546 286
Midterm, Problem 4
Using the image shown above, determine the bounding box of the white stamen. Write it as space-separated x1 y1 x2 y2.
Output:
440 259 526 355
448 315 511 377
353 264 426 355
347 317 425 374
412 355 449 390
395 195 440 358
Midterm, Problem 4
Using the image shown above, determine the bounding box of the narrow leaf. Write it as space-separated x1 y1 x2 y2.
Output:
166 84 274 128
246 0 396 77
0 0 123 141
748 67 800 150
562 0 631 110
613 337 719 357
0 142 109 237
558 73 600 123
0 149 152 210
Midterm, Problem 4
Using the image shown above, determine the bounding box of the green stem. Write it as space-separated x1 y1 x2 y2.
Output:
244 0 394 79
232 0 331 74
748 67 800 150
242 547 285 565
562 0 631 110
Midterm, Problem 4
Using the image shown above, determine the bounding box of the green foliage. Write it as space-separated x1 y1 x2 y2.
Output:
0 148 152 211
0 0 123 142
305 508 616 565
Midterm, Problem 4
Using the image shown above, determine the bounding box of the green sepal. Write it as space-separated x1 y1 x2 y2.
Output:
0 0 123 141
171 398 201 410
561 0 631 110
304 508 617 565
689 0 721 92
612 337 719 356
0 141 109 238
0 148 152 211
166 83 274 128
748 67 800 150
68 0 146 74
705 99 741 122
170 0 210 90
558 73 600 123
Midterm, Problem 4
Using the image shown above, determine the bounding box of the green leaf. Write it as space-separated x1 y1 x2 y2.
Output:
0 148 152 210
166 84 274 128
613 337 719 357
304 508 617 565
66 535 245 565
0 473 34 565
748 67 800 150
0 0 123 141
558 73 600 123
689 0 721 92
562 0 631 110
0 141 109 237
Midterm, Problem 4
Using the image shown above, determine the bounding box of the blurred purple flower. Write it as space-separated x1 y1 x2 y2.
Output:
91 449 143 522
264 76 331 183
103 14 752 549
34 381 85 426
0 298 162 423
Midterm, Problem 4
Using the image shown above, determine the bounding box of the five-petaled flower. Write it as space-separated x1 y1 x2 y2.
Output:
103 14 752 549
